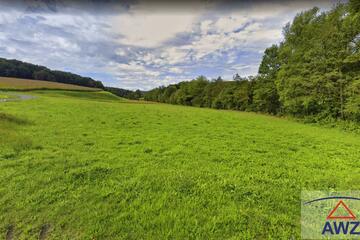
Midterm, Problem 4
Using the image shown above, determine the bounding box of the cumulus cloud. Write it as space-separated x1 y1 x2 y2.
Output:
169 67 183 74
109 61 160 77
110 1 204 48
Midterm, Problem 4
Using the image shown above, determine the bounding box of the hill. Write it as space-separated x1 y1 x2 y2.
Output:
0 90 359 239
0 57 104 89
0 77 102 91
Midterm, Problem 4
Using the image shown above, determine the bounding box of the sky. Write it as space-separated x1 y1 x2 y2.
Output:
0 0 341 90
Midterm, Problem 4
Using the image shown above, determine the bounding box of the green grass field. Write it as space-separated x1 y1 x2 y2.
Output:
0 93 14 101
0 90 359 239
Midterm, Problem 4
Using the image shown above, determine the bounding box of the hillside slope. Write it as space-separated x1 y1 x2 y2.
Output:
0 57 104 88
0 77 102 91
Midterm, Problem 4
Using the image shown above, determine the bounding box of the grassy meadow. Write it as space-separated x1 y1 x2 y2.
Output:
0 89 359 239
0 77 101 91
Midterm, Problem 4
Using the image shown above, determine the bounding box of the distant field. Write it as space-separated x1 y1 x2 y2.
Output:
0 90 359 239
0 77 101 91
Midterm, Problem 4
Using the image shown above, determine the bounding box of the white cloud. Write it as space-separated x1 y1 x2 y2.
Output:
160 47 189 64
200 19 213 35
115 48 126 56
111 2 203 48
6 46 17 54
108 61 160 78
42 34 81 52
169 67 183 74
0 11 22 24
213 16 248 33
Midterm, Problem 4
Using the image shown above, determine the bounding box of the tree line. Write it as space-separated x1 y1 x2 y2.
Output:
144 1 360 123
104 87 144 100
0 58 104 89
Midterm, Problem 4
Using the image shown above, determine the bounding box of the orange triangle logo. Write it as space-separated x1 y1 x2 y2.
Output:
327 200 356 220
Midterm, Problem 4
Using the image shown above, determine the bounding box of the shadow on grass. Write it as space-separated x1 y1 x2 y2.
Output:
0 113 31 125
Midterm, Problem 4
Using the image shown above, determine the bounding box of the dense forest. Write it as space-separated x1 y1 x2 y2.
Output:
0 58 104 88
144 1 360 123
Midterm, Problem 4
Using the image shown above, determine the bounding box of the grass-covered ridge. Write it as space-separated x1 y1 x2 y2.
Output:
0 90 359 239
0 77 102 91
0 58 104 89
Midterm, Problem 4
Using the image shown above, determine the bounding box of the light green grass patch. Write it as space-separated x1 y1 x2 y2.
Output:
0 94 9 99
0 93 17 100
31 90 127 102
